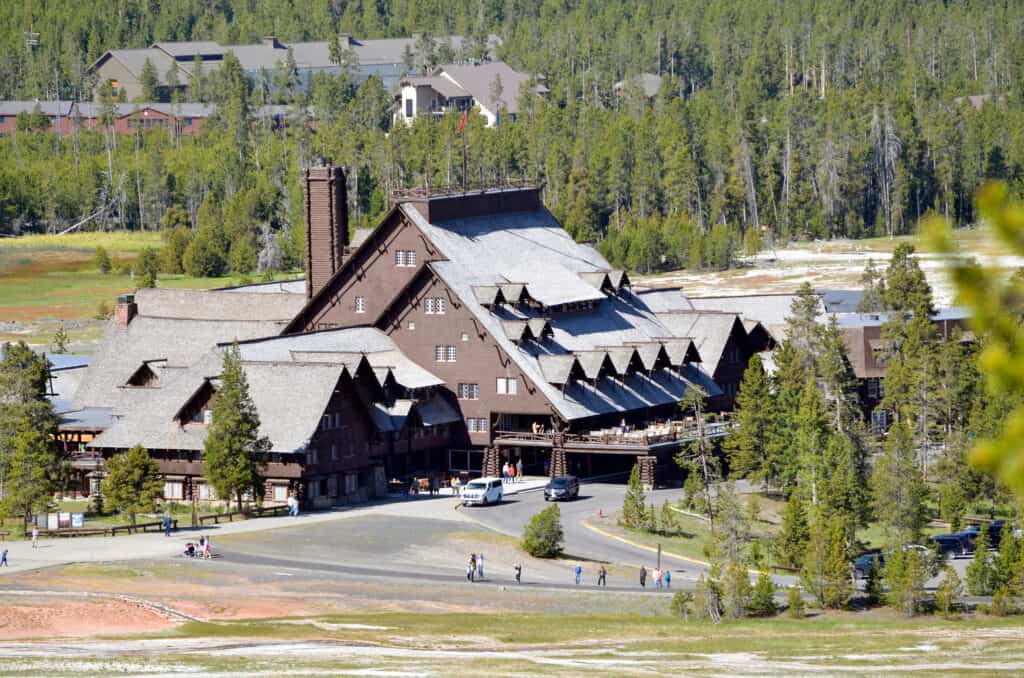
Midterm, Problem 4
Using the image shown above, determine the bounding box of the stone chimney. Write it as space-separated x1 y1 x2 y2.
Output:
304 161 348 300
114 294 137 326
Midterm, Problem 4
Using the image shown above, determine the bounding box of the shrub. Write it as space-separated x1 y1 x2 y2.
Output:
94 245 111 273
786 587 805 618
934 565 963 618
521 504 564 558
670 590 694 619
749 571 778 616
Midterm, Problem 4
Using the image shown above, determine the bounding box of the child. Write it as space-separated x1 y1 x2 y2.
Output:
514 562 522 584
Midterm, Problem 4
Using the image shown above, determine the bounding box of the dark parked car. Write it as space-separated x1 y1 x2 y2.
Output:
544 475 580 501
930 534 968 558
854 552 885 579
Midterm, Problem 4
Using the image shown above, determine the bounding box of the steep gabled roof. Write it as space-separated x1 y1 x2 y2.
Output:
655 312 742 370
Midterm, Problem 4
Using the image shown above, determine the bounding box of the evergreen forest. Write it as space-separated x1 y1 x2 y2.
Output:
3 1 1024 275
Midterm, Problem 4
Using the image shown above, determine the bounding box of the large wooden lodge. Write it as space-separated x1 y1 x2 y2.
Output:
58 162 789 506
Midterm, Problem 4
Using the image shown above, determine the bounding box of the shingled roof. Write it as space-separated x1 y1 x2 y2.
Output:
403 201 725 419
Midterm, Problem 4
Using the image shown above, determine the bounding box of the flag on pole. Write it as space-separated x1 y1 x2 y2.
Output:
457 109 467 134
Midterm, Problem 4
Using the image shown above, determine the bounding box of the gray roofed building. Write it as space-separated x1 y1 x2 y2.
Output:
614 72 663 99
402 201 726 420
0 100 74 117
132 288 304 322
654 312 739 370
634 287 695 312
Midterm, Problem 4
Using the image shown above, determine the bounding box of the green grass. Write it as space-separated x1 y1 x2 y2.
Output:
0 230 165 252
0 230 301 334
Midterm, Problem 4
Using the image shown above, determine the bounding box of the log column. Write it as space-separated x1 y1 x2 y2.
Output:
482 446 501 477
638 455 657 490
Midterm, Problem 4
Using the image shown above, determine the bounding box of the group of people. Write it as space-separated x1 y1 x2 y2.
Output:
466 552 485 582
286 494 300 517
502 459 523 484
638 565 671 589
184 535 213 559
573 564 608 586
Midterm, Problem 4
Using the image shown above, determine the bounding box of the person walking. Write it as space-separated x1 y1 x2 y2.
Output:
468 554 476 583
597 565 606 587
516 458 523 483
663 570 671 589
514 562 522 584
31 527 39 549
476 552 485 580
640 566 647 588
654 567 662 589
574 563 582 585
1 548 7 567
203 536 212 559
162 515 172 537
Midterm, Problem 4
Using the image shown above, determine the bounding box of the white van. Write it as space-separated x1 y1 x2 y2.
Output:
461 477 503 506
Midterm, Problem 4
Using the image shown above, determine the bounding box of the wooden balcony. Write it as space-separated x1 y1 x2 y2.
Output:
493 419 734 454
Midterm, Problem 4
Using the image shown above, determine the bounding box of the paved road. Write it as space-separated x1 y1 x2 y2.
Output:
461 480 714 582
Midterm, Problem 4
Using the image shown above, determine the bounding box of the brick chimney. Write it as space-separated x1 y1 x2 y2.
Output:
304 161 348 300
114 294 137 326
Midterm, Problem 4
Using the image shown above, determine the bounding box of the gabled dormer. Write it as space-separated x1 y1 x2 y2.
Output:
175 379 217 426
124 359 166 388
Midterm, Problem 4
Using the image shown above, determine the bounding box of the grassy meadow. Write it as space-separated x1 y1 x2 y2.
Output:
0 231 300 347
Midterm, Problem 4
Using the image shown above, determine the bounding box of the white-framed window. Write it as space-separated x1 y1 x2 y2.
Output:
496 377 518 395
395 250 417 267
446 345 456 362
395 250 406 267
458 383 479 400
202 409 213 425
198 481 216 500
407 250 416 266
272 484 288 502
871 408 889 433
163 480 184 500
355 296 366 313
425 297 435 314
866 377 885 399
436 297 445 314
408 321 416 331
435 345 445 362
461 332 469 342
466 417 488 433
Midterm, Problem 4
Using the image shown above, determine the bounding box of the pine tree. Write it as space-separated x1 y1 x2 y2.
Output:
693 573 722 622
721 558 752 619
203 343 270 509
775 496 809 569
871 420 928 543
139 58 160 102
856 258 886 312
767 341 808 495
884 547 928 616
94 246 112 273
786 586 805 618
992 524 1019 591
966 529 996 595
793 377 829 506
882 243 934 316
724 354 776 483
749 571 777 616
785 282 823 363
935 564 964 618
100 444 163 525
51 324 69 354
521 504 564 558
659 499 678 535
621 464 646 528
801 512 849 608
0 343 64 527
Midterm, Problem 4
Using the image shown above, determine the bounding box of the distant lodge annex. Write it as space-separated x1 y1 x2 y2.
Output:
53 163 970 507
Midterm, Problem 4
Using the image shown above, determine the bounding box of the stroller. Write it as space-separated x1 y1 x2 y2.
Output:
184 542 197 558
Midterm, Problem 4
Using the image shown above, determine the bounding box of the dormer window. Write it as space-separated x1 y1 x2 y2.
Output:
176 380 216 426
125 362 161 388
